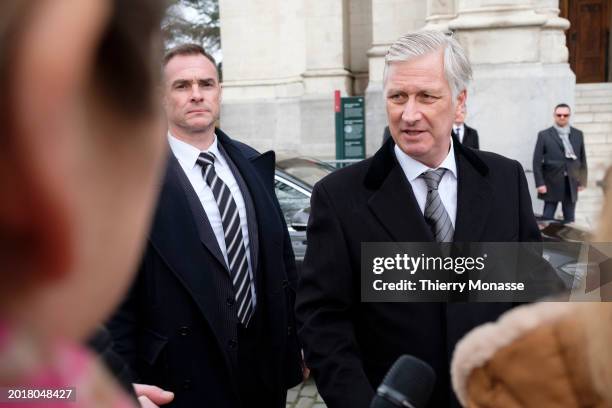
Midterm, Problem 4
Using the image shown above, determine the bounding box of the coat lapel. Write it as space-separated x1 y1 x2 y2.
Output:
365 138 493 243
170 154 229 271
549 127 565 152
150 155 232 367
366 140 434 242
569 127 581 154
453 143 493 242
216 131 284 295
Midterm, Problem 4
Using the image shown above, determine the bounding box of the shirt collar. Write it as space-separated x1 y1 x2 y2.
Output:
167 132 222 170
394 135 458 182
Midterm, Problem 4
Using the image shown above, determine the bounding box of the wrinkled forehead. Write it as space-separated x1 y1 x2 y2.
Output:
163 54 218 83
384 49 445 84
384 51 448 92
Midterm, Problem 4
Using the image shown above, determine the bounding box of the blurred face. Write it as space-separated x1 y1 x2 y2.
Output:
455 108 465 126
385 50 465 168
163 54 221 136
554 106 571 127
2 0 167 340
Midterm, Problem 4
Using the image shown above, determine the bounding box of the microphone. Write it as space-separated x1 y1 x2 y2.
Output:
370 355 436 408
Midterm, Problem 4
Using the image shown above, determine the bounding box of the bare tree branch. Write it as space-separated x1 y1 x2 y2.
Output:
162 0 220 53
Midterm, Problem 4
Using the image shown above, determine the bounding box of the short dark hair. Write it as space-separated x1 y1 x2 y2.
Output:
554 103 571 112
163 43 218 74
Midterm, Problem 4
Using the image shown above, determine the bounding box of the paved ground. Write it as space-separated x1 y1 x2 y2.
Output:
286 378 326 408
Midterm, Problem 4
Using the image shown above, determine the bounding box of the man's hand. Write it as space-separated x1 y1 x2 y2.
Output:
301 350 310 381
578 185 585 192
537 185 547 194
134 384 174 408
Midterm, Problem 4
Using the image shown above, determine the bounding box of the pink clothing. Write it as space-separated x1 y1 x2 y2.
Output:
0 322 136 408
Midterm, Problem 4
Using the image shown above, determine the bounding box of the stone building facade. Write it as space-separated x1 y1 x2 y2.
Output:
218 0 612 226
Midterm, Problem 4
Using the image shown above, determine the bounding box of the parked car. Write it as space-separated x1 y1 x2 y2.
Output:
274 157 334 269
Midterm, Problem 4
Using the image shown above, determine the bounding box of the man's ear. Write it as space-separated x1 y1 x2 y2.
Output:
0 0 111 282
455 90 467 117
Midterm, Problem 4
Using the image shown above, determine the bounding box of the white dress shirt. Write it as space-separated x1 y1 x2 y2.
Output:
168 133 256 304
394 137 458 227
454 124 464 143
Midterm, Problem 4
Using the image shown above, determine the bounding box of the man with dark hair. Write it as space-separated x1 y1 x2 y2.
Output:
533 103 588 223
108 44 302 408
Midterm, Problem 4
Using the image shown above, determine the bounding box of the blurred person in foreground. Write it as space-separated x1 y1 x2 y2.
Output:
452 174 612 407
533 103 587 223
0 0 168 406
296 30 541 408
107 43 302 408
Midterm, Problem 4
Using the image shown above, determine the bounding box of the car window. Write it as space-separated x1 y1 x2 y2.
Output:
276 158 334 188
274 179 310 226
280 165 331 187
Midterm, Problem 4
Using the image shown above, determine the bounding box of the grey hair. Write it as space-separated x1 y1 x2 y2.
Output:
383 31 472 99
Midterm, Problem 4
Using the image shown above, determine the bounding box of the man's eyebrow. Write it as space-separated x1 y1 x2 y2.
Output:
171 77 217 86
171 79 190 87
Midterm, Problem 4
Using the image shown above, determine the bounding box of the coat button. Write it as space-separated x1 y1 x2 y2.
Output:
282 279 289 288
183 379 192 390
287 325 293 336
178 326 190 336
228 339 238 350
226 297 235 306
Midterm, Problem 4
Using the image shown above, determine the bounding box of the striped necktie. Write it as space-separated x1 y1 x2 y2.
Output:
197 152 254 326
420 168 454 243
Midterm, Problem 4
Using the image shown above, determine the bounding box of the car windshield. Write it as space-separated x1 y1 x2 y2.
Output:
276 158 334 188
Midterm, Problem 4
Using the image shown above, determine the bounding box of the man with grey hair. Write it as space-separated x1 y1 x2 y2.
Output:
296 31 540 408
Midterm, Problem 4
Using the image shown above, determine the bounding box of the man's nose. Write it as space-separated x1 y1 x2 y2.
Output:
401 98 422 124
190 85 203 102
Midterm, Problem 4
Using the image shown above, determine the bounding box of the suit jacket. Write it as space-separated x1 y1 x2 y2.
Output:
533 126 587 203
86 326 136 401
295 137 541 408
452 124 479 149
108 129 302 408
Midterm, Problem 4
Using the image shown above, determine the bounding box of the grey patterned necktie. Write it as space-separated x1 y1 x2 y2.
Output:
420 168 454 242
197 151 254 326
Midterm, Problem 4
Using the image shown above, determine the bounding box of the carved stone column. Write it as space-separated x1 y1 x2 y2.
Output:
365 0 427 155
447 0 573 209
425 0 457 31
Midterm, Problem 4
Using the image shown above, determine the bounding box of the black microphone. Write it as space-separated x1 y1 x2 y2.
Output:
370 355 436 408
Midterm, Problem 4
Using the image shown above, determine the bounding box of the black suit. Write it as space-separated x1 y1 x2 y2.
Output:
108 129 302 408
295 138 540 408
452 124 479 149
533 126 587 221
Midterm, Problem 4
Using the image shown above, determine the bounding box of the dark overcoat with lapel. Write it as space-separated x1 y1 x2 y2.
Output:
462 124 479 149
295 137 541 408
108 129 302 408
532 126 587 203
451 124 479 150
